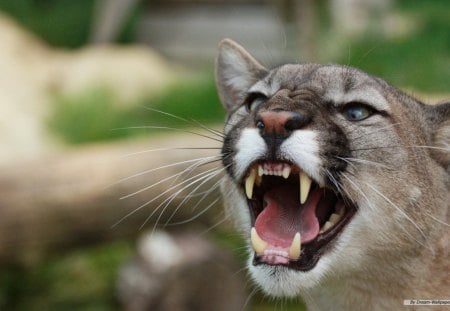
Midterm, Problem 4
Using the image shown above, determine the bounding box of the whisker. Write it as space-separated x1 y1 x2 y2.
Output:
112 155 221 186
142 106 225 138
162 169 225 226
167 158 221 191
111 166 220 227
122 147 222 157
325 169 342 194
341 173 376 212
165 195 222 226
199 211 231 236
113 125 223 143
187 179 222 211
336 156 392 169
423 212 450 227
120 155 220 200
362 181 431 250
350 145 450 153
349 145 409 152
144 168 225 231
241 287 258 311
138 168 220 229
189 117 225 137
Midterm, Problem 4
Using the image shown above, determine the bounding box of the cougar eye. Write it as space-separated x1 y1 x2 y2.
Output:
245 92 267 112
342 102 374 121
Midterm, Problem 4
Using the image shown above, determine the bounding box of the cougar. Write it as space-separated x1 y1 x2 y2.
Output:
215 39 449 310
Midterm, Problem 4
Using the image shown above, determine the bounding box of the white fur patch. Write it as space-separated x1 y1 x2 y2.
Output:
249 257 326 297
279 130 324 184
221 50 253 91
234 128 267 180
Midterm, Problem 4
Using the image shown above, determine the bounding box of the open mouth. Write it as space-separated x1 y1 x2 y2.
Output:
242 161 357 271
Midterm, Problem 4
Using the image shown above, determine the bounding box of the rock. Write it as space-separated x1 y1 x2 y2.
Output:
116 230 248 311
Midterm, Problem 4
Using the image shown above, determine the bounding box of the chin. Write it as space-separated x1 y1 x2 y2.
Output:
247 224 358 298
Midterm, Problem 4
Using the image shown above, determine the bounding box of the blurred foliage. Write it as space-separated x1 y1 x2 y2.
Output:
336 0 450 92
48 78 224 145
0 0 138 48
0 240 134 311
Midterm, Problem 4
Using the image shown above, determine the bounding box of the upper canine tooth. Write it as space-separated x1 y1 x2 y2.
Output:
282 166 291 179
245 168 257 199
288 232 301 260
251 227 268 255
299 172 312 204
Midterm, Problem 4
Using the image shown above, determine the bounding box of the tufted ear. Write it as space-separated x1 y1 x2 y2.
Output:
426 101 450 173
215 39 268 111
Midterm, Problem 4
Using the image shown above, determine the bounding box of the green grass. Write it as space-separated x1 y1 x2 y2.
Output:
0 240 134 311
48 78 224 145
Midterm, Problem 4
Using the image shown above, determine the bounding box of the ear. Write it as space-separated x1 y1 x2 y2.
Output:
426 101 450 173
215 39 268 111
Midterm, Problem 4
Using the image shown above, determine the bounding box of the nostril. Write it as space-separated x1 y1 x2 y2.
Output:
256 119 265 129
284 113 310 132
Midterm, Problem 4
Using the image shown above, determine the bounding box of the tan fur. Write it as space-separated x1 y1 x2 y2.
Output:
215 39 450 310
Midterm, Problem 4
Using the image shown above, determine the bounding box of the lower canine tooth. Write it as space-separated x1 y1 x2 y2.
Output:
322 221 333 232
251 227 268 255
245 168 256 199
289 232 302 260
329 213 341 224
299 172 312 204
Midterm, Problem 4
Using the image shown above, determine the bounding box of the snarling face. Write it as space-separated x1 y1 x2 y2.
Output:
215 39 450 297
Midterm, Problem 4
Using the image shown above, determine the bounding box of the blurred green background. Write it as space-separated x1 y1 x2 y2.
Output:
0 0 448 310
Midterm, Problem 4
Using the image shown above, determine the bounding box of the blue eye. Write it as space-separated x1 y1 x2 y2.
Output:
245 93 267 112
343 103 373 121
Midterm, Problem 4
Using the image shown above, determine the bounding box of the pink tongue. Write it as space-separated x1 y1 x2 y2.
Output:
254 184 320 247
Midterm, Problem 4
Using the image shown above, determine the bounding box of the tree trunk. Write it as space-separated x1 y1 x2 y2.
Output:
0 134 223 264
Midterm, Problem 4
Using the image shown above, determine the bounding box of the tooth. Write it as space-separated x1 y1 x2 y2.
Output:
322 221 333 232
251 227 268 255
245 168 256 199
282 166 291 179
255 173 262 186
337 205 345 217
258 165 264 176
329 213 341 224
288 232 301 260
299 172 312 204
